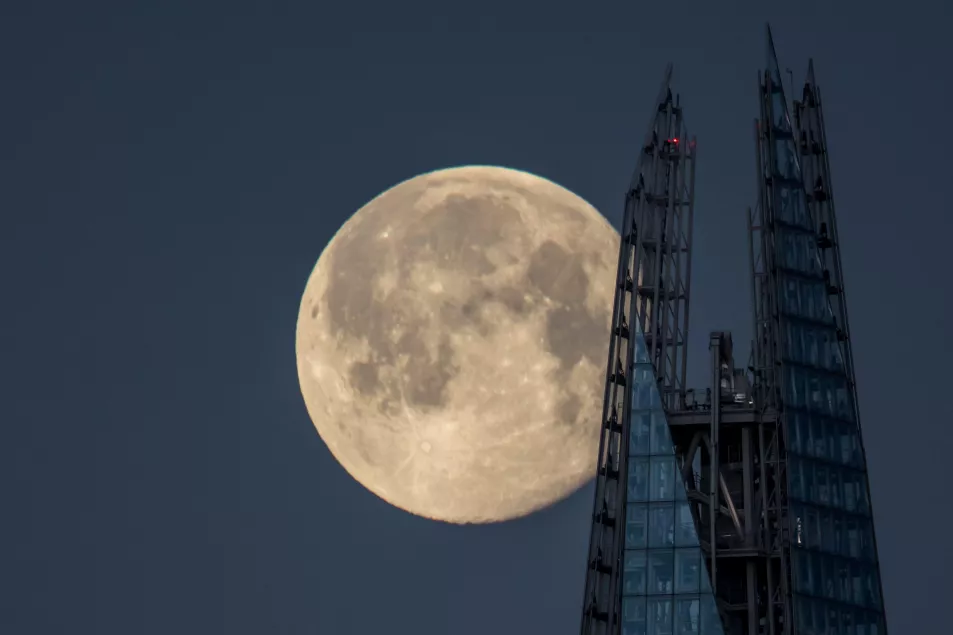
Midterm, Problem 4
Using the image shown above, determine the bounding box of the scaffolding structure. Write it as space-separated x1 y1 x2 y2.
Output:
579 64 698 635
578 26 887 635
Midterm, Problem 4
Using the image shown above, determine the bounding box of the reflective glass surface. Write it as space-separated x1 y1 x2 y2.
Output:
624 333 725 635
764 38 885 634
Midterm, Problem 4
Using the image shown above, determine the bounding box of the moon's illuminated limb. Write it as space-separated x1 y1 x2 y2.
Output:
295 166 620 524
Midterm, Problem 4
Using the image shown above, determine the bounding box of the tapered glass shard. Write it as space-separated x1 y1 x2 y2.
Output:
622 330 725 635
760 24 887 634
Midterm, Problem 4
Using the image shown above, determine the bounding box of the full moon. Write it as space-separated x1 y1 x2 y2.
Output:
296 166 619 523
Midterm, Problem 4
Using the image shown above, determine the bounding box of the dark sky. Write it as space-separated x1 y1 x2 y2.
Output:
2 2 950 634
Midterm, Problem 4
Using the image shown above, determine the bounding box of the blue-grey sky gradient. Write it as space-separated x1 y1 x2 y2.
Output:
2 2 950 634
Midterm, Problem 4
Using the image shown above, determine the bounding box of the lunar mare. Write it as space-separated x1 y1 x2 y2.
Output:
295 166 620 523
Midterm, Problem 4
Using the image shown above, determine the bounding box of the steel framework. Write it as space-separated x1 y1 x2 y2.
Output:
579 26 887 635
579 65 698 635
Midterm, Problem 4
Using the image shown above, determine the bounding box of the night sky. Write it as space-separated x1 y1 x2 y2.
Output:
2 2 950 634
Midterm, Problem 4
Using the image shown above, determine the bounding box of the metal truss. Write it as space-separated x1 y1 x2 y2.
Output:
579 65 696 635
580 27 887 635
667 333 787 635
792 62 858 425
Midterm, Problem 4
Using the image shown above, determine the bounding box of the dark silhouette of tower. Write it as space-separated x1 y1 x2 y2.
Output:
579 26 888 635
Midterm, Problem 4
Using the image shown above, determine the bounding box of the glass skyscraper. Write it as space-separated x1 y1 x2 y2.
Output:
579 27 887 635
621 334 724 635
762 31 886 635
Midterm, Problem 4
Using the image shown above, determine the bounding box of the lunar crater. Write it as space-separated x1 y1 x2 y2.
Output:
296 166 619 523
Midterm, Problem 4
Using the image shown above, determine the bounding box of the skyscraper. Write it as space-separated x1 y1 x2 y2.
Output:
579 27 887 635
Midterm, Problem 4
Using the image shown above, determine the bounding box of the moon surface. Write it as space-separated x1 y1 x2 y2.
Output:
295 166 619 523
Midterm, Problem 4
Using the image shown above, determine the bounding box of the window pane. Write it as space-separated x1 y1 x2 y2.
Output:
631 413 651 456
632 366 660 409
624 550 647 596
788 411 803 454
851 562 864 606
836 559 852 604
628 458 650 502
635 335 649 363
648 550 674 595
860 520 876 562
829 468 842 509
626 504 648 549
647 598 674 635
650 455 677 501
700 594 721 635
674 548 701 594
839 606 855 634
820 510 835 554
649 503 676 548
816 465 830 506
674 597 700 635
813 598 828 632
675 503 698 547
650 411 672 454
863 566 882 609
794 549 813 595
789 456 804 500
795 597 812 634
623 597 647 634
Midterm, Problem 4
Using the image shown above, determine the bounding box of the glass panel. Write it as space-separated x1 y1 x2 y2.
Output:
626 503 648 549
803 460 816 504
839 606 855 635
829 468 842 509
635 334 649 363
674 548 701 594
647 597 674 635
795 597 813 634
812 599 827 633
833 513 846 557
788 411 804 454
820 510 835 554
860 520 876 562
843 476 858 513
851 561 864 606
622 597 647 635
650 411 672 454
811 417 826 460
811 552 824 598
632 365 660 408
648 550 675 595
623 550 647 596
699 594 721 635
794 549 811 595
674 596 700 635
789 456 804 500
649 502 676 548
631 412 651 456
628 458 650 502
675 503 698 547
820 556 836 599
816 465 829 506
863 566 881 609
846 518 860 559
836 559 852 604
806 507 820 549
650 455 677 501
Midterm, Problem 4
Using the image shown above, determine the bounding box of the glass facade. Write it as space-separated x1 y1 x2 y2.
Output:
622 333 725 635
764 42 885 635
